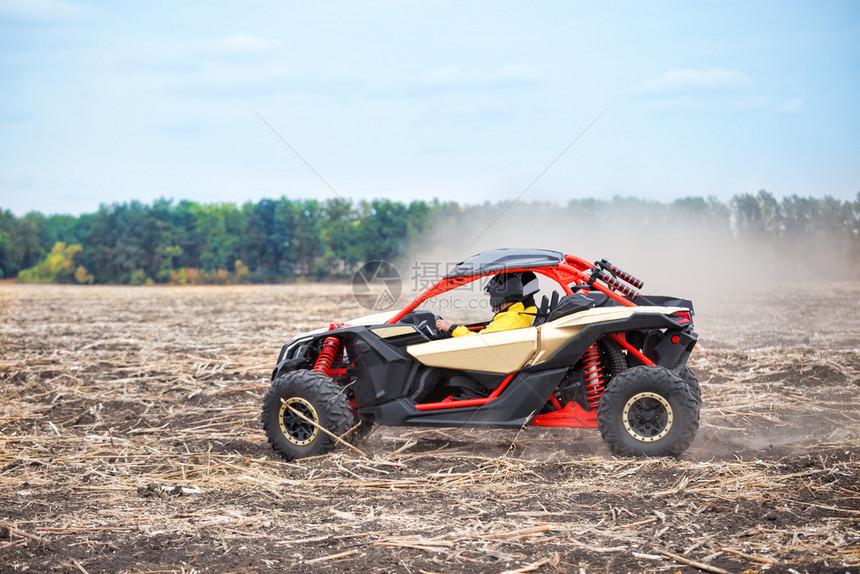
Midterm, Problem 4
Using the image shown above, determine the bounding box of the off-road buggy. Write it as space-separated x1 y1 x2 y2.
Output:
262 249 700 460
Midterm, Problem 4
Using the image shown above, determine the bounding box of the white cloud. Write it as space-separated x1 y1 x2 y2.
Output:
641 69 753 94
637 69 802 116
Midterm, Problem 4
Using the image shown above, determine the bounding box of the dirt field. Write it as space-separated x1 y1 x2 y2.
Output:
1 282 858 574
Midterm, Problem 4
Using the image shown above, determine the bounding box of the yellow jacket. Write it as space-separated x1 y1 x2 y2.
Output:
450 301 537 337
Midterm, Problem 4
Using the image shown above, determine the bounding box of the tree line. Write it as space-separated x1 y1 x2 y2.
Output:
1 191 857 284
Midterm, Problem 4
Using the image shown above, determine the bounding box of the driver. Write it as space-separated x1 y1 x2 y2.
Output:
435 271 539 337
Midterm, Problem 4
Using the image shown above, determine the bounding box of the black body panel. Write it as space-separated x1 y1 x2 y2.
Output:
633 295 695 315
358 368 568 428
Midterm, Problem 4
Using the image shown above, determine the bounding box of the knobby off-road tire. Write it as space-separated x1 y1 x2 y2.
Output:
597 365 699 457
678 365 702 406
262 369 353 461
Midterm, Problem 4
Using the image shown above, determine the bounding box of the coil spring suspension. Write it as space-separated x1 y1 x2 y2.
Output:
313 337 342 375
582 342 605 408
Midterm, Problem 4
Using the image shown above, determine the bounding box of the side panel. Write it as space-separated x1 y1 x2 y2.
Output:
348 332 420 408
370 368 567 428
407 328 538 374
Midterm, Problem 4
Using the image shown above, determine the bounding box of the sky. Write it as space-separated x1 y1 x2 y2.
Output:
1 0 858 216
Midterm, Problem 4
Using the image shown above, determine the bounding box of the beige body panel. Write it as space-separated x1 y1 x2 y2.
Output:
531 305 687 366
407 328 538 374
370 325 418 338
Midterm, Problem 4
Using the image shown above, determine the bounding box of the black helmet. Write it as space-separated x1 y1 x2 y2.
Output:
484 272 539 310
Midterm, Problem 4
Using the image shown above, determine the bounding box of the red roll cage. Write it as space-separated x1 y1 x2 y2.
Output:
387 254 636 325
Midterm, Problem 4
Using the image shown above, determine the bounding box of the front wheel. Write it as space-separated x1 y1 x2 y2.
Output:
262 370 353 461
597 365 699 457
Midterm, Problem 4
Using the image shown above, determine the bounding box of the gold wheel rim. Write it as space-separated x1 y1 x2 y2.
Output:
622 392 673 442
278 397 319 446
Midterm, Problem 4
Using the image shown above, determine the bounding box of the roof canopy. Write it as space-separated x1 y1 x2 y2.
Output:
444 248 565 278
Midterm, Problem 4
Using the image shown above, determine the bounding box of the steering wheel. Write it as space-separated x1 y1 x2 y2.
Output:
415 316 439 339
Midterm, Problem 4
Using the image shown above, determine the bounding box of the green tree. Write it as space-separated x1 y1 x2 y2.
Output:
284 199 323 276
189 202 242 272
357 199 410 263
731 190 781 239
15 214 45 271
0 209 15 278
18 242 92 284
239 198 292 277
322 198 360 273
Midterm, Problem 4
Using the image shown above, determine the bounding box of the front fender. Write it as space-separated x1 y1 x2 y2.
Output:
270 357 306 383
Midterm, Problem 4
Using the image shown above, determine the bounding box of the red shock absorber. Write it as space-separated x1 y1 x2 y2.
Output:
313 337 342 375
582 342 605 408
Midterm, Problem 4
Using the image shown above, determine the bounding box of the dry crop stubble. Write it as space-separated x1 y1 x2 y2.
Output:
0 283 858 573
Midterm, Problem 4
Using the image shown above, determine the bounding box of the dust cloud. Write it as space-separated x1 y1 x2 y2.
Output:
401 202 859 344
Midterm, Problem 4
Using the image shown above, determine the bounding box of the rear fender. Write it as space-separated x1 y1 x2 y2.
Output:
653 327 698 372
526 313 696 372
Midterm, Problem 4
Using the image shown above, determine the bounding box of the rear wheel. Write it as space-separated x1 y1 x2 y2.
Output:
597 365 699 457
262 370 353 461
678 365 702 405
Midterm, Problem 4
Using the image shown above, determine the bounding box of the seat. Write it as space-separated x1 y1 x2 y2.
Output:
532 291 560 326
544 293 596 322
